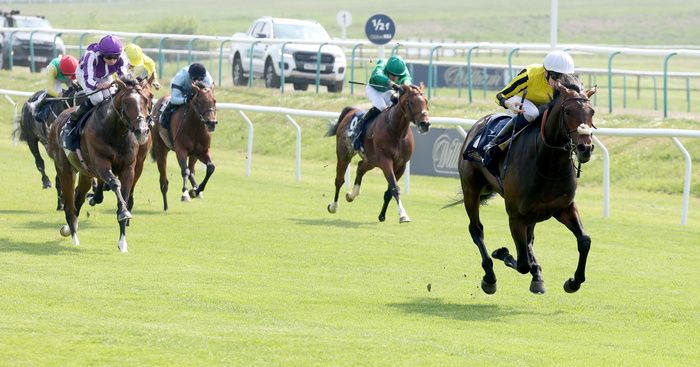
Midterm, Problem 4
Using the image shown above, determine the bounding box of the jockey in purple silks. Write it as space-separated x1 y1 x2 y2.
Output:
65 34 130 153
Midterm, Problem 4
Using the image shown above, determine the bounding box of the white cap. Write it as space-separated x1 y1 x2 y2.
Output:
544 50 575 74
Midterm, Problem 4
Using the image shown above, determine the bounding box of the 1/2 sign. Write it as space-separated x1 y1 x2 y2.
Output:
364 14 395 45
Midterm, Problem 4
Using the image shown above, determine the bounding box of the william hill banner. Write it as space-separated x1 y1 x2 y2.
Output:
407 62 507 89
411 127 465 177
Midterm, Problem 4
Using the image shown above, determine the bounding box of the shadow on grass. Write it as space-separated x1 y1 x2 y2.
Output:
289 217 374 228
388 297 547 321
0 237 81 255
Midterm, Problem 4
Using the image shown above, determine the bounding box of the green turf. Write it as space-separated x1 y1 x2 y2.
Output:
1 76 699 366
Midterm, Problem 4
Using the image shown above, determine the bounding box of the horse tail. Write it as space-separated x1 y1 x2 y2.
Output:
325 106 355 137
11 102 32 143
441 191 497 209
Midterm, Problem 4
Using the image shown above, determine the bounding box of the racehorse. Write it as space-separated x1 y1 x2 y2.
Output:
47 75 153 252
150 81 218 211
457 75 596 294
14 84 84 208
326 84 430 223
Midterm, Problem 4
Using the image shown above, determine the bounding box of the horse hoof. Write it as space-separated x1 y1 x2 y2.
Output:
118 210 133 222
56 204 64 211
42 181 52 189
189 189 197 198
181 195 191 202
345 192 355 202
399 215 411 223
378 214 386 222
327 203 337 214
59 225 70 237
563 278 581 293
196 191 204 199
481 279 497 294
530 280 546 294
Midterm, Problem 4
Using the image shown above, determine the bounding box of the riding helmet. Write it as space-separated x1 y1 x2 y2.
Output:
98 35 123 57
544 50 575 74
59 55 79 79
124 43 145 66
188 63 207 81
385 56 408 77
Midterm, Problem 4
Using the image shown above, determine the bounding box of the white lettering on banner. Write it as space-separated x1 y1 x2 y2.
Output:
432 134 462 174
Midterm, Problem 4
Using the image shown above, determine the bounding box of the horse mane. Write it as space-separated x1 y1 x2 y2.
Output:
119 74 140 89
194 81 209 89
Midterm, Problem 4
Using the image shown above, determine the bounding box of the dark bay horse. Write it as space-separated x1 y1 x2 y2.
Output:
458 75 596 295
14 84 83 205
47 76 153 252
150 82 218 211
326 84 430 223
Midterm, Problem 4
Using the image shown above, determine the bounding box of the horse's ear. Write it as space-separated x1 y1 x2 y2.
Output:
211 82 216 90
114 77 127 90
585 85 597 98
144 74 155 88
419 81 425 91
555 81 575 97
191 82 201 93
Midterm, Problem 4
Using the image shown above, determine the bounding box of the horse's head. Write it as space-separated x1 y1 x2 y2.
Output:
113 75 153 145
190 81 217 132
550 77 597 163
397 83 430 133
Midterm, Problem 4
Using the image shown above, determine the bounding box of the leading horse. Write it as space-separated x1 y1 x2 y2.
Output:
14 84 84 209
457 75 596 294
47 76 153 252
326 84 430 223
150 82 218 211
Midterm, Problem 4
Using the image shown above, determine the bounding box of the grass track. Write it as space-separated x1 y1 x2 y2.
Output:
1 112 699 365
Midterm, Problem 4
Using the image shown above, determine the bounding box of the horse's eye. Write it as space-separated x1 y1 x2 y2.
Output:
564 109 570 115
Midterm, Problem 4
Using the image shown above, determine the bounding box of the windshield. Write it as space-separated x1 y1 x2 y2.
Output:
273 23 331 41
14 16 52 29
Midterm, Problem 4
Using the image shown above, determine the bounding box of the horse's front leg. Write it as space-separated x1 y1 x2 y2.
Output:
554 202 591 293
115 168 135 253
378 160 409 223
186 156 199 197
193 151 215 198
55 174 64 211
97 166 131 223
175 151 191 202
492 217 542 293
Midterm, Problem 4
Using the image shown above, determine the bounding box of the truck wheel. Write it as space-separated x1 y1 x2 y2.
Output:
327 81 344 93
264 59 280 89
293 83 308 91
232 56 248 86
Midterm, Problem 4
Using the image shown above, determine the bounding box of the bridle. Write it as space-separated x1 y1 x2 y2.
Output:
539 96 594 153
110 85 151 136
394 86 429 129
187 88 216 123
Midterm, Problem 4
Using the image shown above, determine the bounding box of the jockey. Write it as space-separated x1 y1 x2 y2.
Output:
481 50 575 167
26 55 79 123
124 43 161 90
352 55 411 151
160 63 213 130
65 34 129 152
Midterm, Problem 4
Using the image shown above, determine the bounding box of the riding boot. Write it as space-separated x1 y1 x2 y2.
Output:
65 99 93 151
481 114 527 167
352 106 381 151
160 104 177 130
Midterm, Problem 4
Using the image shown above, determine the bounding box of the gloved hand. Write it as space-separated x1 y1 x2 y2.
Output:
389 81 401 92
390 92 399 104
96 81 112 90
504 99 524 114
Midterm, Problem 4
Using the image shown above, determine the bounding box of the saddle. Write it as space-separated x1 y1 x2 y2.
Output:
462 114 512 163
61 101 100 151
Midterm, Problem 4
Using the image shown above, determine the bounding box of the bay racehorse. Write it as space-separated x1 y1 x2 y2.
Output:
47 75 153 252
150 81 218 211
458 75 596 294
14 84 84 208
326 84 430 223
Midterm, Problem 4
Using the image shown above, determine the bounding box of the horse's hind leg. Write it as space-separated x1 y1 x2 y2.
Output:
55 174 64 211
346 159 372 202
525 225 545 294
554 202 591 293
155 147 170 211
27 137 51 188
461 177 497 294
175 152 192 203
327 149 353 214
56 166 79 246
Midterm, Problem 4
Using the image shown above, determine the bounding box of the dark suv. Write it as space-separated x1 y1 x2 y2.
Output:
1 9 65 71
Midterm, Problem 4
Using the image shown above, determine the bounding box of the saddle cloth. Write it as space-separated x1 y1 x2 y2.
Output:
463 114 512 163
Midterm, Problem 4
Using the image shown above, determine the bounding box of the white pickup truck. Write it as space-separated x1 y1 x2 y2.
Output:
230 17 347 92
